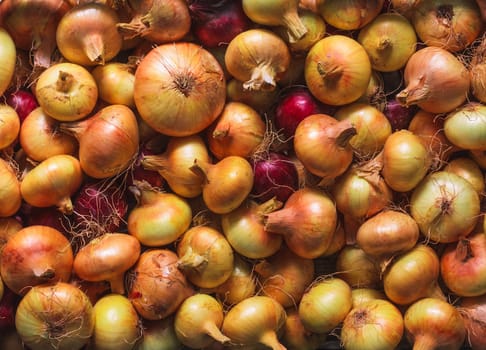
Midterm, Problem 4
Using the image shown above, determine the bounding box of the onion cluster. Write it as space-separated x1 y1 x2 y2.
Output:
1 0 486 349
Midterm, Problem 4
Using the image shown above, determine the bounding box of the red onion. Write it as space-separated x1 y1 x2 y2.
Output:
383 99 416 131
20 204 69 235
5 89 39 124
188 0 252 48
128 147 165 190
0 287 19 330
273 86 331 139
250 152 299 203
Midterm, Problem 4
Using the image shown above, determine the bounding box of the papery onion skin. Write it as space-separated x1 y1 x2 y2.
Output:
404 297 466 350
410 171 480 243
305 35 372 106
317 0 385 30
0 104 20 150
458 294 486 350
134 42 226 137
0 158 22 218
444 102 486 151
298 277 353 334
136 317 182 350
34 62 98 122
91 62 135 107
128 249 194 320
0 28 16 96
335 245 382 289
281 307 321 350
444 157 485 195
224 28 291 91
341 299 404 350
440 232 486 297
15 282 94 350
91 293 141 350
5 89 39 123
0 225 73 296
20 154 83 214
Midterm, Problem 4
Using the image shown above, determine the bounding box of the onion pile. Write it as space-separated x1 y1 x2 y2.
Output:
2 1 486 349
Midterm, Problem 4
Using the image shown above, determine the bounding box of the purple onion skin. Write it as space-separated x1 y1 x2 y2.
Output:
251 152 299 203
6 90 39 123
384 99 417 131
19 204 69 235
0 288 20 330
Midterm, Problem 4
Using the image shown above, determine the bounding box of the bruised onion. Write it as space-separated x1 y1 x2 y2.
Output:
134 42 226 137
60 104 139 179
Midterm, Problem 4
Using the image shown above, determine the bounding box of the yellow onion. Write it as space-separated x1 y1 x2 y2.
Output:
0 158 22 217
34 62 98 122
335 245 381 289
444 157 485 195
134 42 226 137
0 28 16 95
444 102 486 151
317 0 384 30
15 282 94 350
91 62 135 107
0 104 20 150
60 104 139 179
20 154 83 214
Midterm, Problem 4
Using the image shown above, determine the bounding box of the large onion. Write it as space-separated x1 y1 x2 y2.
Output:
134 42 226 137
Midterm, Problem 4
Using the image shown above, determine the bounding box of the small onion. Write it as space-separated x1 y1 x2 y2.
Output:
34 62 98 122
341 299 404 350
444 102 486 151
20 154 83 214
0 225 73 295
134 42 226 137
15 282 94 350
174 293 230 348
73 233 141 295
177 225 234 289
410 170 480 243
91 293 141 350
404 297 466 350
298 277 353 334
222 295 287 349
60 104 140 179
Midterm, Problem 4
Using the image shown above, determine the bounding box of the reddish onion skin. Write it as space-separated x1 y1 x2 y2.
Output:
5 90 38 124
458 294 486 350
250 152 299 203
0 288 20 330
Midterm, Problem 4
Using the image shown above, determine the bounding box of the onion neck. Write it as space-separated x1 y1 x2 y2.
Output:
212 126 230 139
396 75 430 107
243 63 277 91
130 180 159 205
377 37 393 51
141 154 169 172
256 197 283 219
264 208 294 236
189 159 212 185
334 121 357 148
33 266 56 280
58 197 74 215
83 33 106 65
117 16 146 39
178 248 207 272
259 330 287 350
108 273 127 294
203 322 231 345
56 71 76 93
427 281 447 301
282 11 308 43
317 61 344 82
58 121 87 141
413 334 437 350
456 238 473 262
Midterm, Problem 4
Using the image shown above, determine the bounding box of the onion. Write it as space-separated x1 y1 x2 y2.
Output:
0 217 22 253
440 232 486 297
293 113 356 183
5 89 39 124
351 288 387 307
141 135 210 198
380 129 431 192
444 102 486 151
15 282 94 350
34 62 98 122
128 181 192 247
242 0 307 43
331 157 393 221
189 0 252 48
128 249 194 320
224 28 291 91
383 99 415 131
0 158 21 218
305 35 372 106
0 0 71 68
190 155 254 214
19 205 69 235
206 101 266 160
317 0 384 30
281 307 321 350
458 294 486 350
91 62 135 108
71 179 129 243
443 157 485 195
91 293 141 350
356 209 420 267
56 3 122 65
470 35 486 103
412 0 482 52
60 104 139 179
382 244 445 305
320 222 347 257
117 0 191 44
334 102 392 157
174 293 230 348
264 187 337 259
341 299 404 350
0 28 16 96
410 170 480 243
134 42 226 137
136 317 182 350
177 225 234 289
222 295 287 350
255 244 315 308
404 297 466 350
0 104 19 151
396 46 470 114
19 106 78 162
211 254 257 306
357 12 417 72
226 78 280 114
73 233 141 294
335 245 381 289
221 198 283 259
20 154 83 214
298 277 353 334
250 152 299 203
391 0 420 19
273 86 326 140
